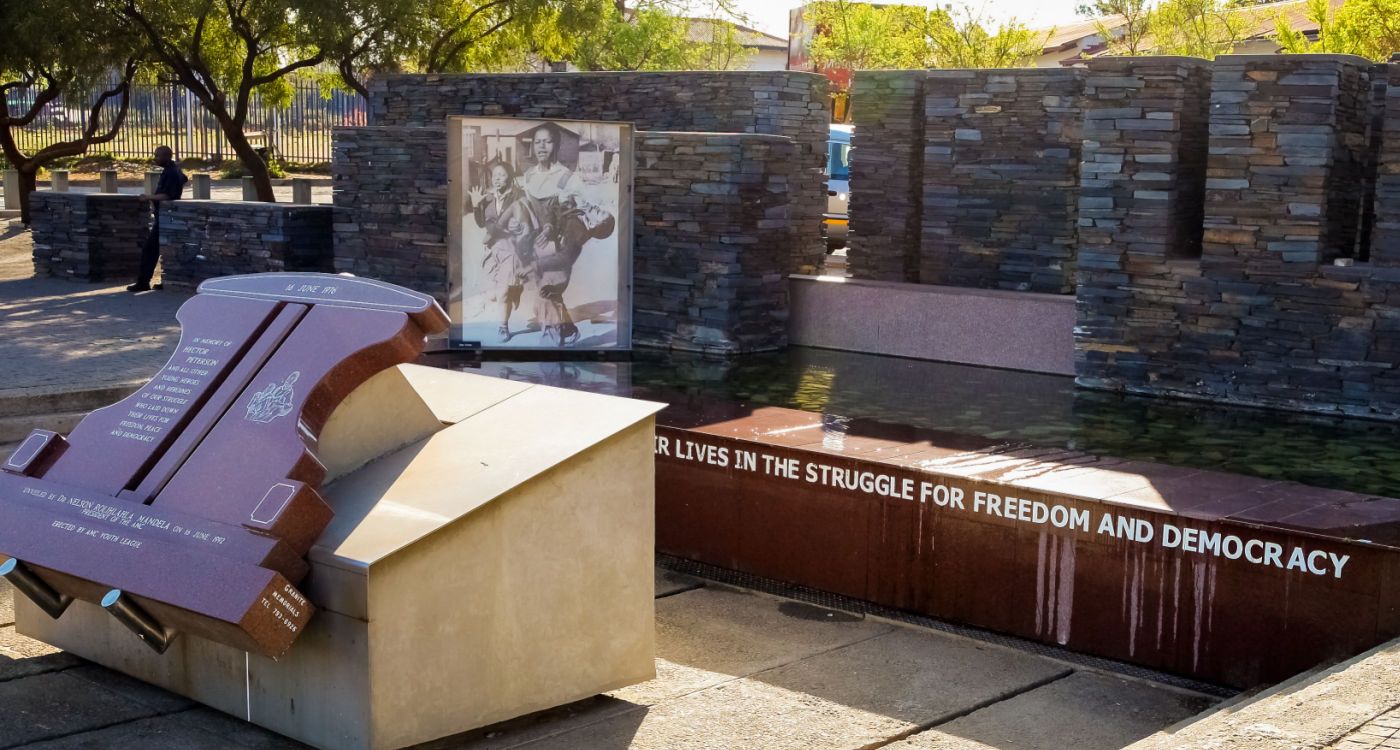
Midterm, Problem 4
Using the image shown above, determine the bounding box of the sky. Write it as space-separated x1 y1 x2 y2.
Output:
730 0 1088 37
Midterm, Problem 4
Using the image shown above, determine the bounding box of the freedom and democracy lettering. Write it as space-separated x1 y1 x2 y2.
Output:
655 434 1351 580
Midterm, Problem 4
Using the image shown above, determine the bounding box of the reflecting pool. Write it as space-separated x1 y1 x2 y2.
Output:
425 347 1400 497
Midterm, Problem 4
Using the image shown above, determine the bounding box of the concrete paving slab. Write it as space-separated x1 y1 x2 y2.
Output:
17 711 310 750
755 627 1073 727
1 625 67 660
892 671 1215 750
0 626 82 682
0 670 163 747
411 697 639 750
65 665 195 714
654 567 702 598
610 585 893 706
513 676 913 750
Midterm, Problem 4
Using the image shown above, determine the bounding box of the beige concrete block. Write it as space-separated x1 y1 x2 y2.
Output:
612 586 893 707
894 671 1214 750
365 419 658 750
319 365 446 482
17 368 664 750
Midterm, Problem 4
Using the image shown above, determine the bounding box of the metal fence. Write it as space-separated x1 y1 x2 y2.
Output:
2 77 366 166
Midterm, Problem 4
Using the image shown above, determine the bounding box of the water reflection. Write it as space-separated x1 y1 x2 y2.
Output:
430 348 1400 496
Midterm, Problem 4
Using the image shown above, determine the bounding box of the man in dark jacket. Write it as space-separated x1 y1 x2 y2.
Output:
128 145 187 292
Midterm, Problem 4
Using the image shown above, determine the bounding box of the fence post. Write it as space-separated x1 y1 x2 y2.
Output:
241 176 257 201
51 171 69 192
291 178 312 204
2 170 19 210
192 173 211 199
99 170 119 194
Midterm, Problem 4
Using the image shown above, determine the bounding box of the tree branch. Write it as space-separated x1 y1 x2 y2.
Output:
249 52 327 87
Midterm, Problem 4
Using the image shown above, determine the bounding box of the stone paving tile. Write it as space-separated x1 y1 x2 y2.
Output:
1330 705 1400 750
753 627 1072 726
0 670 165 747
0 226 185 397
16 709 315 750
610 585 893 707
891 670 1215 750
653 567 702 598
1 579 13 627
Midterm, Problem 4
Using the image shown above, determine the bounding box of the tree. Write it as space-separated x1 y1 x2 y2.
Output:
805 1 930 75
1076 0 1152 55
919 7 1047 68
0 0 141 223
565 1 754 71
1148 0 1252 58
1274 0 1400 60
99 0 329 202
803 1 1045 82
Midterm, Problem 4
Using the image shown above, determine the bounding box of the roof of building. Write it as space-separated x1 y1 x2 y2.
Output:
1036 0 1344 56
687 18 788 50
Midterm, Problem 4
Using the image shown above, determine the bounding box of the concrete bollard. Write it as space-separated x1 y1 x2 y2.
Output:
50 171 69 192
143 172 161 196
99 170 119 194
3 170 19 210
192 173 211 199
241 176 257 201
291 178 312 205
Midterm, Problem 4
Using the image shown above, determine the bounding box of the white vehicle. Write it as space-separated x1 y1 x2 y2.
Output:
825 124 852 251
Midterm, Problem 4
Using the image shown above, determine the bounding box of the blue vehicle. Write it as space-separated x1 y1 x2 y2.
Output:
825 124 852 251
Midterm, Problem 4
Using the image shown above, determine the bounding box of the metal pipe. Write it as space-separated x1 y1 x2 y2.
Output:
0 557 73 619
101 589 175 654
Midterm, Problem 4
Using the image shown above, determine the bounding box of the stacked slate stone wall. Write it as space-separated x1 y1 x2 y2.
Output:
367 71 828 274
158 202 334 290
1076 57 1213 388
847 71 924 282
633 132 796 353
1079 55 1400 419
332 126 451 301
331 125 805 352
920 69 1084 293
29 193 148 281
1201 55 1371 274
1375 64 1400 266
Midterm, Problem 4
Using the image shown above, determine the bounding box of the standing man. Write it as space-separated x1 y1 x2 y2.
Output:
128 145 187 292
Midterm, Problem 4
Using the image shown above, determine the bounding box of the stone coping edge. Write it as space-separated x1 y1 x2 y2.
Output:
0 380 142 419
789 273 1077 305
1127 636 1400 749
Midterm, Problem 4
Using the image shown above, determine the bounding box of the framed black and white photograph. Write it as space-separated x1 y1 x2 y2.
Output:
447 116 633 350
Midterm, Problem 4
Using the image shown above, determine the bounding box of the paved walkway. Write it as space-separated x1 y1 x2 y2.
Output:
1 569 1215 750
0 225 185 403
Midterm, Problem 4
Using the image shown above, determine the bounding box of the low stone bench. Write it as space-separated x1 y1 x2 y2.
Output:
30 192 150 282
159 200 334 290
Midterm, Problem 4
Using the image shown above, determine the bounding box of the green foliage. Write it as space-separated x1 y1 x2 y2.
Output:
566 2 754 72
1274 0 1400 60
805 1 930 71
803 1 1045 80
1 0 143 219
919 8 1048 68
1146 0 1252 58
1076 0 1153 55
219 157 287 178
